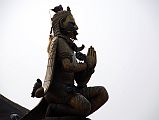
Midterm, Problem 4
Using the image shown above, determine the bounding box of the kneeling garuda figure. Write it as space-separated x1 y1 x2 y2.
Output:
21 5 109 120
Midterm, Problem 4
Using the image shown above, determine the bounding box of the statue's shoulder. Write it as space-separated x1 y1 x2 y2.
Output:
56 36 70 48
51 36 65 47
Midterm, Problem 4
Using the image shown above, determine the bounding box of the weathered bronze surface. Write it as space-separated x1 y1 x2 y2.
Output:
21 5 109 120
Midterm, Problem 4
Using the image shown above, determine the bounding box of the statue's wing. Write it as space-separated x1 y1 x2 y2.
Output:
21 37 58 120
43 37 58 94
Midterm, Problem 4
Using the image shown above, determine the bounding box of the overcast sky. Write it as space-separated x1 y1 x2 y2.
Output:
0 0 159 120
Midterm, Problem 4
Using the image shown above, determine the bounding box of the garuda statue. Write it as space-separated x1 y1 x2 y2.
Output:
21 5 109 120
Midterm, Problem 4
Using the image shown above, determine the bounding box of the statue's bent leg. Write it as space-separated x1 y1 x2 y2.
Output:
45 93 91 117
45 103 81 117
80 86 109 115
68 93 91 117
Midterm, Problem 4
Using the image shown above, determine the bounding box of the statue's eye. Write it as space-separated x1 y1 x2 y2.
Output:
68 22 75 28
69 22 75 26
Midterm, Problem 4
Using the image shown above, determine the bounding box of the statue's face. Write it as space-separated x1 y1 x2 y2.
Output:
61 15 78 40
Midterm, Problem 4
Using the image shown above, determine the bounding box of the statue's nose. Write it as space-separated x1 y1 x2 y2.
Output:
74 24 78 30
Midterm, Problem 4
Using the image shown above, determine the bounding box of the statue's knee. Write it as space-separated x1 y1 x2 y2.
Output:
99 86 109 103
79 101 91 116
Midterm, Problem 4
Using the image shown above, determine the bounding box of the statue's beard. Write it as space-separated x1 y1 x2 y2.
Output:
60 28 78 40
69 30 78 40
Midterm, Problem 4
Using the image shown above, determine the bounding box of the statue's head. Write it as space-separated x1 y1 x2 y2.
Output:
51 5 78 40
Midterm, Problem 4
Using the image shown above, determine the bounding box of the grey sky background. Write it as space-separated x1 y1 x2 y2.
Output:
0 0 159 120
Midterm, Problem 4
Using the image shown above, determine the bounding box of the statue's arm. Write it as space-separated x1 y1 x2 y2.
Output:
62 58 87 72
75 46 97 88
75 68 94 88
58 38 87 73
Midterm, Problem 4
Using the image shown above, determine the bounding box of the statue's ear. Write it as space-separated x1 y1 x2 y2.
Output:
59 17 65 28
67 6 71 12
